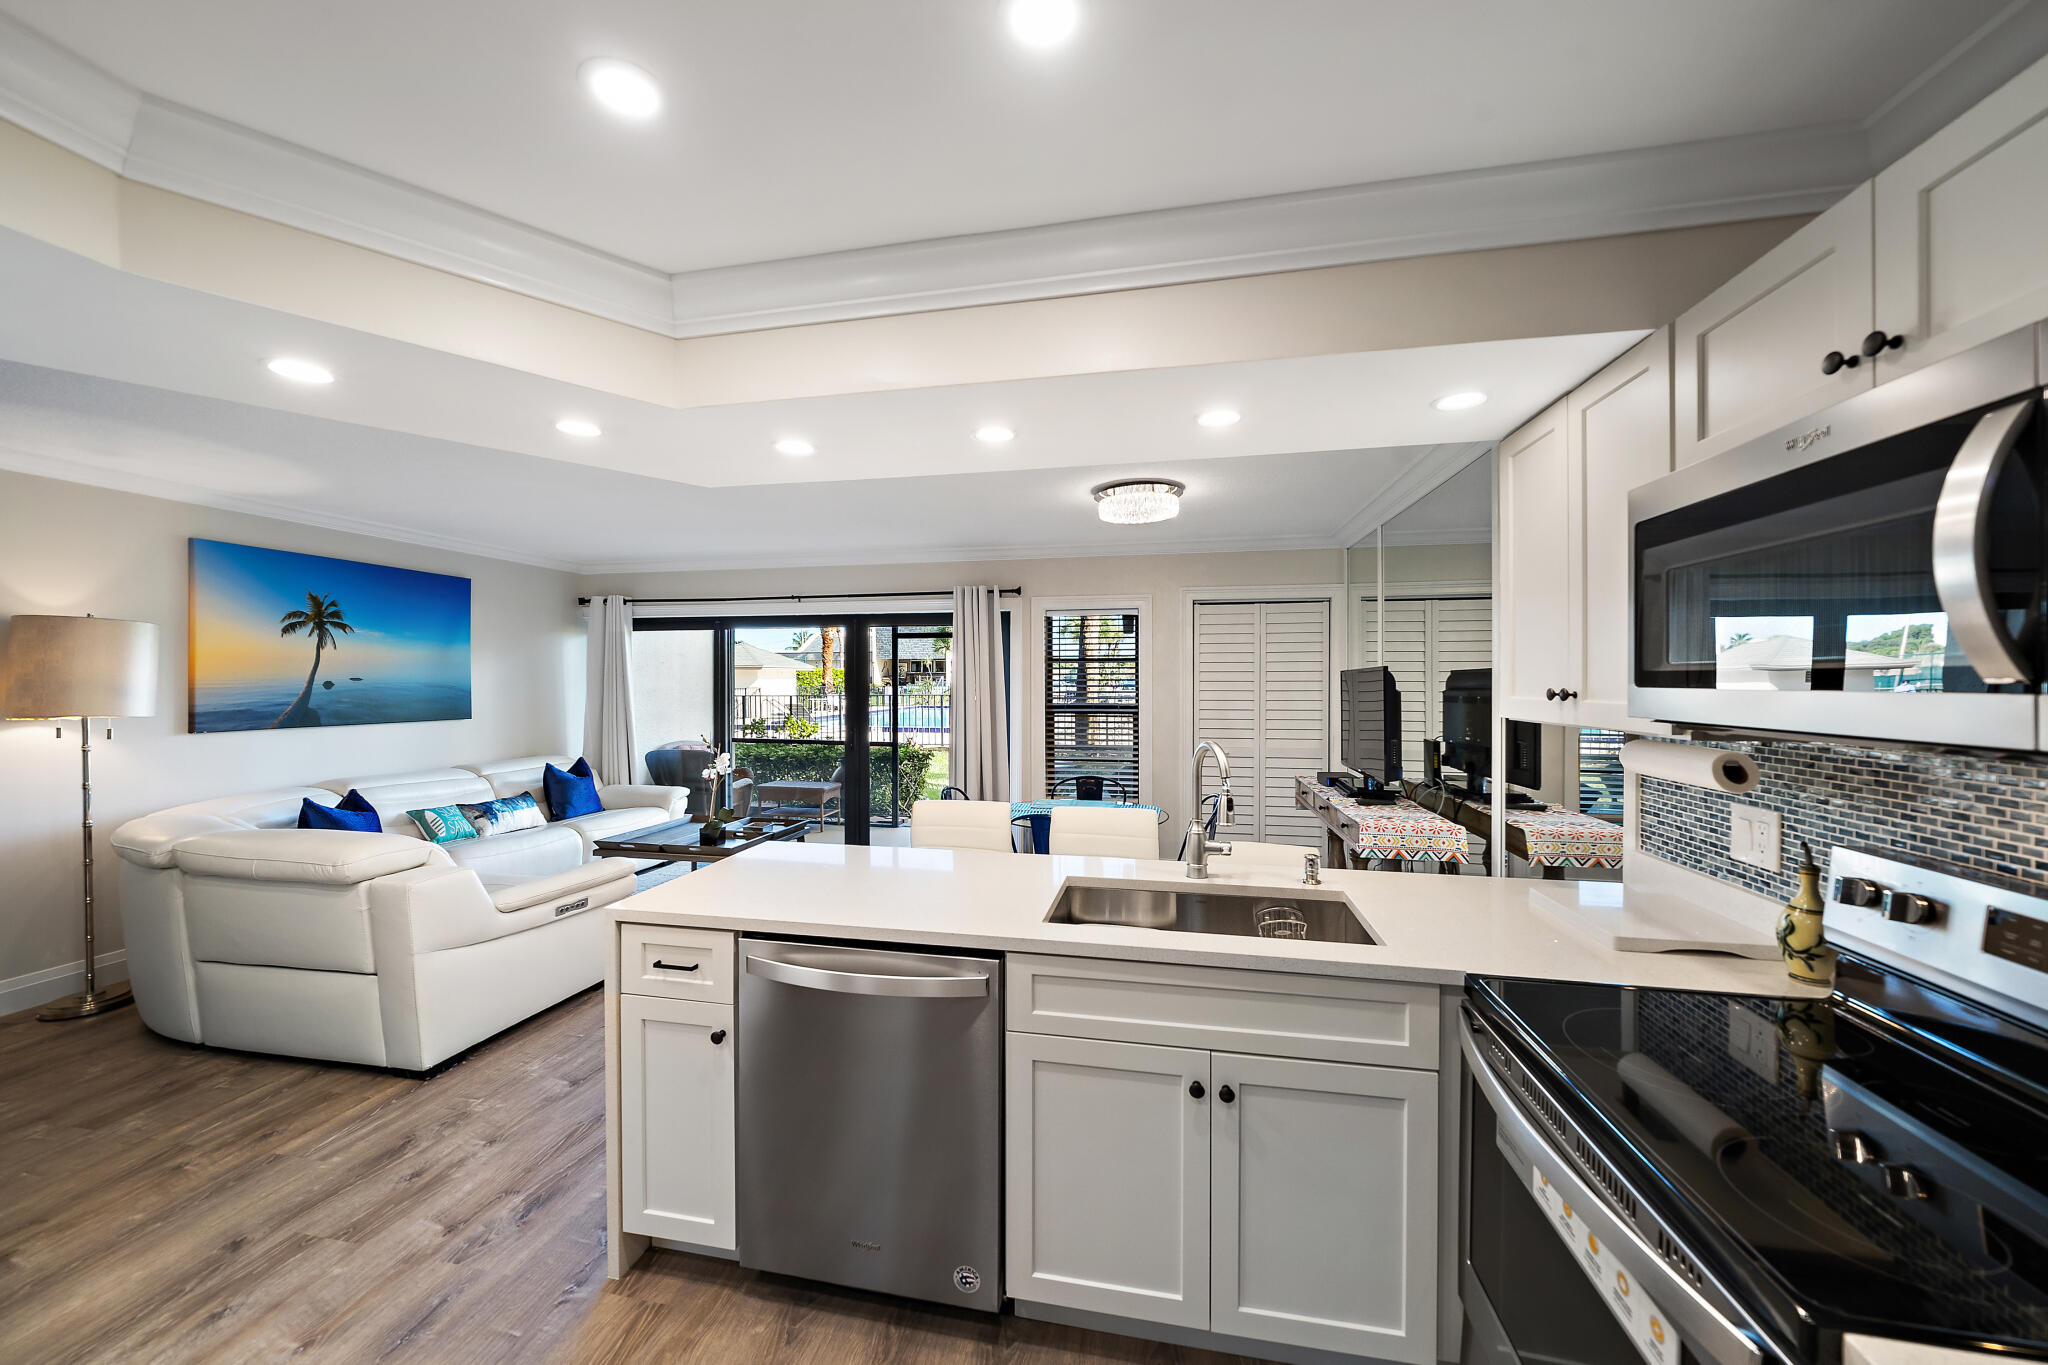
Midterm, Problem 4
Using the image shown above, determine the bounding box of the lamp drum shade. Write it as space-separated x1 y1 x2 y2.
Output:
1 615 159 720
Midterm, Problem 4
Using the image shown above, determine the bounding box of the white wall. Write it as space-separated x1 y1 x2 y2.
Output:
0 469 581 1005
580 548 1346 853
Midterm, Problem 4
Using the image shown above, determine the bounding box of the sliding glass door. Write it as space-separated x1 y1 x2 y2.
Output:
633 612 954 844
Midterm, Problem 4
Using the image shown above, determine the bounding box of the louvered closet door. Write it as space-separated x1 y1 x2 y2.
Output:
1369 597 1494 779
1193 601 1331 847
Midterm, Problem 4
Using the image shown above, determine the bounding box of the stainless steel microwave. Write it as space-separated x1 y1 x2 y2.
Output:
1629 325 2046 751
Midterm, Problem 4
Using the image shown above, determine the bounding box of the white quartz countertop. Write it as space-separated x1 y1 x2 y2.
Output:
612 843 1825 996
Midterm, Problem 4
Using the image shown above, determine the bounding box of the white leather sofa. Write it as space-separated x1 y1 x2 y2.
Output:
111 755 685 1071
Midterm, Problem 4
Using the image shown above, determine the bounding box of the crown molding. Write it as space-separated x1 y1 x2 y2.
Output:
576 528 1345 577
0 12 137 170
4 6 2047 339
120 100 675 333
1381 525 1493 548
0 443 585 574
1331 442 1496 548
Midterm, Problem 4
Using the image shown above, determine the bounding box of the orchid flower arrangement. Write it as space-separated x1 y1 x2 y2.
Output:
700 750 735 783
699 745 738 834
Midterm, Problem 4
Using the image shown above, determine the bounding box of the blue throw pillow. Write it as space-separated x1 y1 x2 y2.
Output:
544 758 604 820
298 793 381 833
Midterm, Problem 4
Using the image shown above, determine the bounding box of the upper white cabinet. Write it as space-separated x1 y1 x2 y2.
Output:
1496 399 1572 721
1569 328 1674 731
1210 1052 1438 1363
1875 53 2048 380
1673 183 1874 467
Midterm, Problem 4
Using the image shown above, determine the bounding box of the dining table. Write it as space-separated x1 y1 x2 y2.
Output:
1009 798 1168 854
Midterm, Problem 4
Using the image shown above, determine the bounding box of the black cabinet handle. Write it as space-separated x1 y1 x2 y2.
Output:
1861 329 1904 358
1189 1080 1205 1100
1821 350 1860 375
709 1029 727 1045
1545 687 1561 701
1218 1084 1236 1105
652 960 700 972
1560 689 1579 701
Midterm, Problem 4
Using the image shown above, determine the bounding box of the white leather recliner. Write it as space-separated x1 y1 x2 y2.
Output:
111 755 685 1070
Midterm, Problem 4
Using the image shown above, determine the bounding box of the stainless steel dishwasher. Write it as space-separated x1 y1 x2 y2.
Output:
735 936 1002 1311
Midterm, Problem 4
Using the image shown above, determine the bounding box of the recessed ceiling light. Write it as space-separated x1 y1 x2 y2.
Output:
1093 479 1185 525
580 58 662 120
1006 0 1081 47
266 357 334 385
556 418 602 438
1432 391 1488 412
1197 408 1241 428
975 425 1016 444
774 438 816 457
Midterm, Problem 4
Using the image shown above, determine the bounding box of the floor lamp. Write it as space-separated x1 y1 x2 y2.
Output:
0 614 159 1021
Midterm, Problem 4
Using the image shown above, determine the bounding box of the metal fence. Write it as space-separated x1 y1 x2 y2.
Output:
733 687 951 745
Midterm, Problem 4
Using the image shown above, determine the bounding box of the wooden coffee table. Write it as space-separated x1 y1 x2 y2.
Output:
592 815 816 868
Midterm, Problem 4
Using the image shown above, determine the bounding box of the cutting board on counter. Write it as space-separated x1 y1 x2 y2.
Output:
1531 881 1778 958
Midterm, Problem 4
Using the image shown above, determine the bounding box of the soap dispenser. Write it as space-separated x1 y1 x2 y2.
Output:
1775 840 1836 986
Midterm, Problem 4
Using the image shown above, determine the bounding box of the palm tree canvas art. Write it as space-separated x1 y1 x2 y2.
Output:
188 539 471 732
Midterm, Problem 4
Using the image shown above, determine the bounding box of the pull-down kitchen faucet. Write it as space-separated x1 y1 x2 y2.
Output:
1186 740 1235 879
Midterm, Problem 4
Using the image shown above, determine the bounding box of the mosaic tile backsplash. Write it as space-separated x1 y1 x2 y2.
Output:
1636 738 2048 902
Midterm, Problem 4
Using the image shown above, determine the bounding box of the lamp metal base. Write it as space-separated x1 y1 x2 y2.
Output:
37 981 134 1021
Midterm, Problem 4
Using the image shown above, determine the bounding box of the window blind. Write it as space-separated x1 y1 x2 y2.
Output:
1579 728 1626 816
1045 612 1140 798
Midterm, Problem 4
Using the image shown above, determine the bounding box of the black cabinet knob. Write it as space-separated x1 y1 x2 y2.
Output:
1560 689 1579 702
1218 1084 1236 1105
708 1028 727 1045
1188 1080 1205 1100
1861 330 1904 358
1545 688 1561 701
1821 350 1860 375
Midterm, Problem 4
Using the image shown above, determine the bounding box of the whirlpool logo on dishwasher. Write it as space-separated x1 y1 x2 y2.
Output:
851 1239 882 1252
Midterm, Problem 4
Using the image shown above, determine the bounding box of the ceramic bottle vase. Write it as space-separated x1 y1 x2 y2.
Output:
1776 840 1837 986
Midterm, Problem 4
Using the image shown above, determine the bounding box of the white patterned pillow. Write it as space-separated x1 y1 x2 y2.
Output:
459 792 546 838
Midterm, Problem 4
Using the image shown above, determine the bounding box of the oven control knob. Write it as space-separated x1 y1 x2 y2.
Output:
1881 889 1943 925
1829 1128 1881 1165
1834 876 1884 908
1881 1164 1934 1201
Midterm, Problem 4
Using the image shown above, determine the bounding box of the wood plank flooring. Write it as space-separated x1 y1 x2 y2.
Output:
0 989 1258 1364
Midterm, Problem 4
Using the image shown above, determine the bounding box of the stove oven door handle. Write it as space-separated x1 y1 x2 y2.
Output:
1460 1015 1764 1365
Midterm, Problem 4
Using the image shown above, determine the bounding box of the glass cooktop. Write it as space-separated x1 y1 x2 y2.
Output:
1469 957 2048 1357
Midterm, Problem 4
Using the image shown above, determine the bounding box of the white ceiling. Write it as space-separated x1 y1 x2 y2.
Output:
0 0 2018 275
0 357 1493 571
0 224 1641 492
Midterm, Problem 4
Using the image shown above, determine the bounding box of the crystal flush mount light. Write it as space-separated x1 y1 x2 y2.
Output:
1093 479 1185 525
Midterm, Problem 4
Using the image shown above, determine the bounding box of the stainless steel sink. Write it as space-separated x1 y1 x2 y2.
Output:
1045 883 1375 945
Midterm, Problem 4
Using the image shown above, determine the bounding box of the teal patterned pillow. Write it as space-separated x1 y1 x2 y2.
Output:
459 792 545 838
407 804 478 843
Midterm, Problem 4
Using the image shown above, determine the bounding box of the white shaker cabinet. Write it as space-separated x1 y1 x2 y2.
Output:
1874 51 2048 381
1672 183 1874 468
1005 1032 1212 1330
618 994 736 1249
1210 1052 1438 1363
1496 399 1573 722
1568 328 1674 732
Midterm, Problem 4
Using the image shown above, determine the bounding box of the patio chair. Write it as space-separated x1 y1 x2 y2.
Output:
728 767 755 819
756 763 844 825
1051 775 1131 803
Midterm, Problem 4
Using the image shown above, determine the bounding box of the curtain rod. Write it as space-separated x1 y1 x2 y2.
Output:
576 588 1022 606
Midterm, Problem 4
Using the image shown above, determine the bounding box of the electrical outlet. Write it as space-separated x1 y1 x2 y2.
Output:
1726 1005 1780 1083
1729 804 1781 872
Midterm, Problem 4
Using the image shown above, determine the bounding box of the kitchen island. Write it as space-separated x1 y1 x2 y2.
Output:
605 844 1813 1365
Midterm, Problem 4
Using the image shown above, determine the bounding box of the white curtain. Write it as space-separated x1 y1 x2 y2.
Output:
584 595 638 785
950 586 1011 801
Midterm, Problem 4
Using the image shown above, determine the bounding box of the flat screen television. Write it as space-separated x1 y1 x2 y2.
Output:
1441 667 1543 793
1441 668 1491 787
1339 666 1401 785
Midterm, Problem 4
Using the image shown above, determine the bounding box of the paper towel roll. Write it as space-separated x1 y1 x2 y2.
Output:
1620 740 1760 794
1617 1052 1752 1161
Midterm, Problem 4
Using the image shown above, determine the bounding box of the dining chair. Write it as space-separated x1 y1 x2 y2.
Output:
1046 805 1158 859
910 799 1018 853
